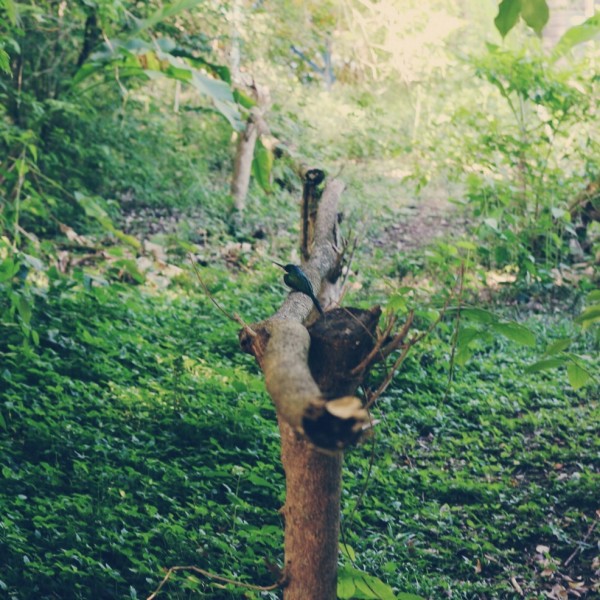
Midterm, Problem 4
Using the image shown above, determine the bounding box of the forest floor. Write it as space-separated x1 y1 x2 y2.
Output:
1 171 598 600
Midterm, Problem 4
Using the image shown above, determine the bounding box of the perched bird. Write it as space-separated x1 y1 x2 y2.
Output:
273 261 324 315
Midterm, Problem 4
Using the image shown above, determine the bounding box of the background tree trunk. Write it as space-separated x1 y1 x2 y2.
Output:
230 115 259 212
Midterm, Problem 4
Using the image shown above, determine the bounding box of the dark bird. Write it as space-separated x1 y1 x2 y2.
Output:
273 261 324 315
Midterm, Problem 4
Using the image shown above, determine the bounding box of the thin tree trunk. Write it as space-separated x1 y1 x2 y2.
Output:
231 116 259 212
279 420 342 600
239 174 377 599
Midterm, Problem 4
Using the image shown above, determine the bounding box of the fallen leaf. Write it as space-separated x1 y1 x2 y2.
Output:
510 576 524 596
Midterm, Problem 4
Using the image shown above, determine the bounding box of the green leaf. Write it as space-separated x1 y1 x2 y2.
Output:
525 356 567 373
544 338 572 355
397 594 427 600
575 304 600 329
0 258 20 282
567 362 590 390
17 296 32 325
492 322 536 347
252 138 273 193
190 72 242 130
0 48 10 74
113 259 145 284
459 308 499 325
191 71 235 104
114 230 142 250
455 345 474 367
75 193 110 221
495 0 522 38
354 573 396 600
233 88 257 109
337 569 356 600
340 544 356 562
0 411 6 431
457 326 482 347
520 0 549 35
1 0 18 24
338 566 396 600
388 294 408 312
552 12 600 60
72 62 102 85
134 0 205 33
586 290 600 303
455 327 482 367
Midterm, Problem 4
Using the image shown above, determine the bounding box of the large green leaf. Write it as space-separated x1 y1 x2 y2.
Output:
587 290 600 303
492 321 536 347
191 71 236 104
566 362 590 390
0 48 10 74
75 40 242 130
190 72 242 130
575 304 600 329
525 356 567 373
17 295 32 325
0 258 20 282
520 0 549 36
544 338 572 355
495 0 522 38
251 138 274 193
458 307 499 325
552 12 600 60
337 568 356 600
1 0 18 24
337 566 396 600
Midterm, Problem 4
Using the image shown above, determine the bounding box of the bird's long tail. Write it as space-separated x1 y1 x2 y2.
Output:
311 294 324 315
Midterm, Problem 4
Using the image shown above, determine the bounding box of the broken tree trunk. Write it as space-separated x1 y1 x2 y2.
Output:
231 106 269 212
240 172 380 599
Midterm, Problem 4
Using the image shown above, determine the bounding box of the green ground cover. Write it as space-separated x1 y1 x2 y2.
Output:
1 262 597 599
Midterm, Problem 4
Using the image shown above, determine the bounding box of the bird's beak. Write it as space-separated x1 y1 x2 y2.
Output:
272 261 286 270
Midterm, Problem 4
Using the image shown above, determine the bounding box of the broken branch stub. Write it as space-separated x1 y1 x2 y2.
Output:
239 177 376 449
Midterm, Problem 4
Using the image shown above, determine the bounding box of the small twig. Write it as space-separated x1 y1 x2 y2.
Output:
365 341 412 409
563 519 598 567
443 263 466 403
146 564 285 599
365 277 462 409
339 234 359 289
380 310 414 358
349 314 395 376
188 254 256 336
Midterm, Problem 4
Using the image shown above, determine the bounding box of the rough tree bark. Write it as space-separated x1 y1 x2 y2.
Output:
240 172 380 599
230 104 269 212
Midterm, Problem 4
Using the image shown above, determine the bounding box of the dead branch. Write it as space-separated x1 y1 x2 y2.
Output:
239 177 373 448
146 564 285 600
189 254 256 337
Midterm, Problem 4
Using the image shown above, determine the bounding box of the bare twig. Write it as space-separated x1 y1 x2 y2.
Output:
380 310 414 358
563 518 598 568
339 234 359 289
365 340 412 409
146 564 285 600
443 263 466 403
351 312 405 376
188 254 256 336
364 275 463 409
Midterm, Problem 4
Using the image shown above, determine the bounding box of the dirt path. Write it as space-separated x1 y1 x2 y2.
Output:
375 195 468 252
